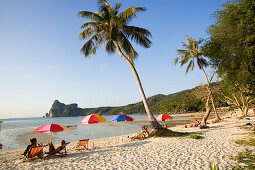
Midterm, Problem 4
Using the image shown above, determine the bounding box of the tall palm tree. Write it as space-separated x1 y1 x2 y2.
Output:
78 0 162 129
173 36 221 126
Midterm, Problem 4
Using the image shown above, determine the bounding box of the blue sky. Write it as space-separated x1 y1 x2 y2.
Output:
0 0 225 118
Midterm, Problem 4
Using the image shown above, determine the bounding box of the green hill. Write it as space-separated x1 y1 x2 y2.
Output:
47 82 227 117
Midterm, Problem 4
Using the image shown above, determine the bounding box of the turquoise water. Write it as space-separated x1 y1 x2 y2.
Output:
0 114 192 152
0 115 148 152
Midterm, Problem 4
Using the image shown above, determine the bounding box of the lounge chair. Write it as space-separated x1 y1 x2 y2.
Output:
26 146 44 160
45 142 70 158
76 139 89 151
190 115 213 124
130 126 155 141
130 132 146 141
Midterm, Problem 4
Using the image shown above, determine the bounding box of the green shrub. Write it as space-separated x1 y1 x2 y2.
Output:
189 134 204 139
209 162 219 170
231 149 255 170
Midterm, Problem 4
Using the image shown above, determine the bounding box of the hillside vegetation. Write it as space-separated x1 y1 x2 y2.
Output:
48 82 227 117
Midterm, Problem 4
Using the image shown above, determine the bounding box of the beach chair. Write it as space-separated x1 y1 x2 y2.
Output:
45 142 70 158
27 146 44 160
130 132 146 141
190 115 213 124
76 139 89 151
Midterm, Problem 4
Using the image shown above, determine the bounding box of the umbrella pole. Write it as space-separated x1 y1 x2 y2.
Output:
50 132 52 142
122 123 124 142
163 120 166 128
92 124 94 149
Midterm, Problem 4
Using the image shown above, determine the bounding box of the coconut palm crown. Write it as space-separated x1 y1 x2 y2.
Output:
173 35 209 75
79 0 162 129
172 35 221 124
79 0 151 64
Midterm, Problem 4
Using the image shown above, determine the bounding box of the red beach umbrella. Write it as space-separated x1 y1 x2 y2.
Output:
156 114 173 121
34 123 69 142
34 123 69 133
156 114 173 127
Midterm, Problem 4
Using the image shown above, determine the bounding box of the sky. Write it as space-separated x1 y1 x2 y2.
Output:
0 0 226 118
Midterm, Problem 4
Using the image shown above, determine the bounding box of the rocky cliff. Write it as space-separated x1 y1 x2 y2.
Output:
48 100 84 117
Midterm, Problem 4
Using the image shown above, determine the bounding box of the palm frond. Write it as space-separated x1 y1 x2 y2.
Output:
105 40 116 54
118 7 146 23
113 2 121 15
80 22 100 29
78 11 104 22
185 60 194 75
118 31 138 63
197 59 203 69
123 26 152 48
199 58 209 67
79 24 104 40
80 31 104 57
180 53 191 65
173 57 179 66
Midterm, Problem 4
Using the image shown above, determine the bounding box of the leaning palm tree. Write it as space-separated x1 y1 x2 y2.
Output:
78 0 162 129
173 36 221 126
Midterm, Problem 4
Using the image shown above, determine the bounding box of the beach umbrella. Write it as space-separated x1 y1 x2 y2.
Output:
34 123 69 141
80 114 106 148
112 114 134 141
80 114 106 124
112 114 134 122
156 114 173 127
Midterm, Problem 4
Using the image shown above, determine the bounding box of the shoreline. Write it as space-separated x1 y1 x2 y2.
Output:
1 114 254 169
2 112 226 152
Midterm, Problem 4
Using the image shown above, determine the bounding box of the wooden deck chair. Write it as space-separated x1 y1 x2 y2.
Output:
45 142 70 158
190 115 213 124
130 133 146 141
76 139 89 151
27 146 44 160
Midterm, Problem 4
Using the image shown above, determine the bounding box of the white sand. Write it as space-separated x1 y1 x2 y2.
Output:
0 116 254 170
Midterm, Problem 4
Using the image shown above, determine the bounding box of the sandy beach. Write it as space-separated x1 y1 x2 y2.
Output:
0 115 254 170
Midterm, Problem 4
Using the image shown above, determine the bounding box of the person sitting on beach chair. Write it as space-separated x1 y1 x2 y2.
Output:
45 140 70 158
23 138 43 158
130 126 155 141
27 146 44 160
76 139 89 151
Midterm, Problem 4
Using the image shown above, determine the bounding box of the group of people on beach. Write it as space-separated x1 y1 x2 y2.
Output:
23 138 68 158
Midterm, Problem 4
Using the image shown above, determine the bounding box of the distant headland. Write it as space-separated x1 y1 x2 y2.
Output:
46 83 227 117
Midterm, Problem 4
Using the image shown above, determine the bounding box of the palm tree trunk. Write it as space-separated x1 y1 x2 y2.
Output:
210 95 220 121
114 42 162 129
200 67 221 121
200 94 211 127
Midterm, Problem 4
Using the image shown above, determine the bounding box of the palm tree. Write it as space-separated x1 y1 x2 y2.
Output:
173 36 221 126
78 0 162 129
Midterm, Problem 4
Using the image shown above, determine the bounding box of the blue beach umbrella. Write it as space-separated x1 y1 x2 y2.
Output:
112 115 134 122
112 114 134 141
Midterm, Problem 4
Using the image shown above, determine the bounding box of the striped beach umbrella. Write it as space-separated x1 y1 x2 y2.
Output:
112 114 134 141
112 114 134 122
156 114 173 127
80 114 106 124
80 114 106 148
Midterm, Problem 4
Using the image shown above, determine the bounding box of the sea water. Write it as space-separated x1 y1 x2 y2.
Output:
0 114 191 152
